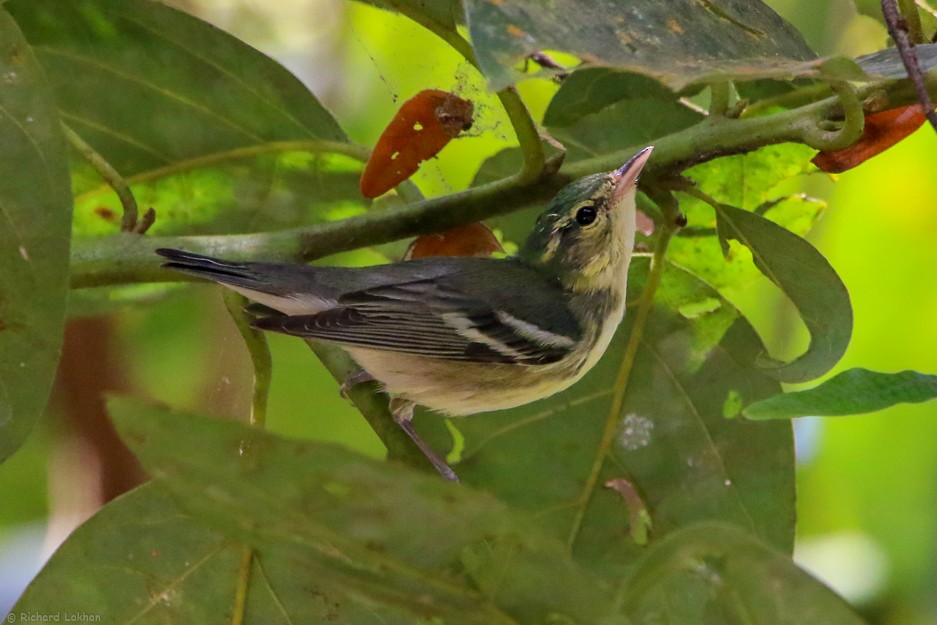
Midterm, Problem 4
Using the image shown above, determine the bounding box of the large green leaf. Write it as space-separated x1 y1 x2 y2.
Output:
464 0 831 90
744 368 937 420
543 68 675 127
548 98 703 162
714 203 852 383
621 522 867 624
14 484 242 623
0 8 71 463
448 258 794 579
7 0 359 237
103 397 629 625
669 144 825 290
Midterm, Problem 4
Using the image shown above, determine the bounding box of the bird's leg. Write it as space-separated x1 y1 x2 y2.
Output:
389 398 460 483
339 370 375 399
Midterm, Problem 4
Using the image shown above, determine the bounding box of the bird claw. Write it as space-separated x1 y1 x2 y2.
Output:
339 370 375 399
390 398 460 483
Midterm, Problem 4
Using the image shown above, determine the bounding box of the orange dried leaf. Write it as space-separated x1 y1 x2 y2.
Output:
404 222 504 260
360 89 474 198
812 105 927 173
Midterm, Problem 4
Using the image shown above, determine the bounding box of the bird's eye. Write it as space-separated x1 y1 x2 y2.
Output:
575 205 597 226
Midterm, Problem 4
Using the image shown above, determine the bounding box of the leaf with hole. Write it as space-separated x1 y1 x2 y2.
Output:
359 89 474 198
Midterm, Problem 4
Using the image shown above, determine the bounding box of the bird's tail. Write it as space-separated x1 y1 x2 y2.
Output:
156 248 271 291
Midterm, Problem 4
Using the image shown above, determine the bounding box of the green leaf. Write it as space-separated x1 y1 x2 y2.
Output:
352 0 463 33
669 144 826 290
14 484 243 624
451 258 794 578
0 8 72 463
548 98 704 162
744 368 937 420
105 397 629 625
543 68 675 127
621 522 866 625
71 152 366 238
714 204 852 383
464 0 825 90
686 144 818 211
7 0 360 236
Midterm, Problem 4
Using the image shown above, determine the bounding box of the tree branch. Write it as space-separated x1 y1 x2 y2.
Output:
882 0 937 132
68 75 937 290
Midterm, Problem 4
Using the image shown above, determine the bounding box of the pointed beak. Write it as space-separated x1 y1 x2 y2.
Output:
612 146 654 201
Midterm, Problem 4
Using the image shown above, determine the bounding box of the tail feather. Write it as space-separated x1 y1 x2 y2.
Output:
156 248 267 291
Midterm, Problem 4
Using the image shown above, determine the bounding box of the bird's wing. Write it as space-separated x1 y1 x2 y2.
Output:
252 272 581 365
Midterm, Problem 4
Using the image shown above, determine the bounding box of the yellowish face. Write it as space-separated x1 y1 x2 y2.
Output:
523 171 638 294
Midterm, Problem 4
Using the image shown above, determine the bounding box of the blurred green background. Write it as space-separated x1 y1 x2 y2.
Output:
1 0 936 623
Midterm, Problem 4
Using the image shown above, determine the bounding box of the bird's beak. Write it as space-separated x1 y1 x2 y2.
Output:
612 146 654 202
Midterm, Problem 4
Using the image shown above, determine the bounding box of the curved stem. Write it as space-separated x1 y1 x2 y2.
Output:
739 83 833 118
796 81 865 151
74 139 369 207
63 122 140 233
404 14 546 182
566 191 681 549
497 86 547 181
222 291 272 429
221 291 272 625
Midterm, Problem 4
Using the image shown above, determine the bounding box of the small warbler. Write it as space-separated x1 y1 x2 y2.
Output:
157 145 653 480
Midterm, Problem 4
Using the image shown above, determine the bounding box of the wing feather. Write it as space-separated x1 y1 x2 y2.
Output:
252 276 579 365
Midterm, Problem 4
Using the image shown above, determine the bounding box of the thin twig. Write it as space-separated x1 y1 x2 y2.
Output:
62 122 140 232
221 290 273 625
566 190 681 549
882 0 937 132
231 547 253 625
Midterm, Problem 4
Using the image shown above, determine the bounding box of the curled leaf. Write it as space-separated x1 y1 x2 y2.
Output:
360 89 474 198
715 204 852 383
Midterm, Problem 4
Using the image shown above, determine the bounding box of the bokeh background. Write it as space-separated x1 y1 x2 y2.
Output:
1 0 936 622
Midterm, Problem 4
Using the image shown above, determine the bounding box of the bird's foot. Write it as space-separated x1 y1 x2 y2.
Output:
339 370 375 399
389 398 460 483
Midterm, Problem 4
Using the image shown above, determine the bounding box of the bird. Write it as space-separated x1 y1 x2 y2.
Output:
157 145 653 481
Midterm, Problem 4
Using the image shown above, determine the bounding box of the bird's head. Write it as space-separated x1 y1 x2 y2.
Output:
520 146 653 293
